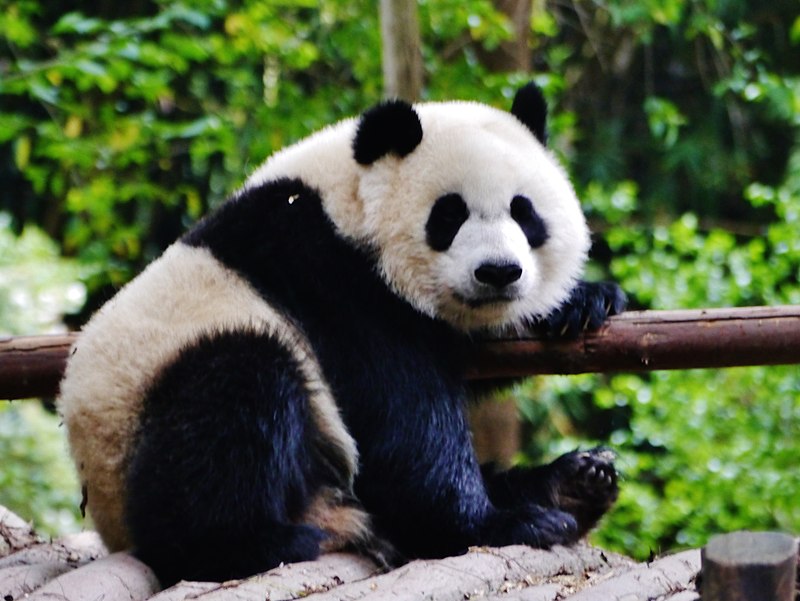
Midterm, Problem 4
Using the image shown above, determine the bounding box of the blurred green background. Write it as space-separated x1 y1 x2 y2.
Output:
1 0 798 559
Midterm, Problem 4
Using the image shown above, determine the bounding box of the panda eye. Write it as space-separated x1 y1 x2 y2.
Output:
511 195 548 248
426 193 469 252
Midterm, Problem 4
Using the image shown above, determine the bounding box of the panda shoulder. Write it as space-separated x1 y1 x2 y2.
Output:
244 118 360 194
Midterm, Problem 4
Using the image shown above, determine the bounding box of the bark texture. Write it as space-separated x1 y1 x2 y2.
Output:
379 0 423 101
0 506 708 601
3 306 799 400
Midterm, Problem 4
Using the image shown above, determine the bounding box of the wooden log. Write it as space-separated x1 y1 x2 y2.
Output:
0 542 641 601
292 544 634 601
469 305 800 379
701 531 798 601
26 552 159 601
0 563 73 599
563 549 701 601
1 306 800 400
0 505 42 557
0 531 107 570
150 553 379 601
0 510 109 599
0 334 74 400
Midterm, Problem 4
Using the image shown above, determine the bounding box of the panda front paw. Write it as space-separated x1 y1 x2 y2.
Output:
537 281 626 340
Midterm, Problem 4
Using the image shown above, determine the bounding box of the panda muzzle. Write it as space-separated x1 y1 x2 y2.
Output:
474 262 523 289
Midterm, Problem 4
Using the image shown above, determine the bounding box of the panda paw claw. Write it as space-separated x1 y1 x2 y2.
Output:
537 281 627 340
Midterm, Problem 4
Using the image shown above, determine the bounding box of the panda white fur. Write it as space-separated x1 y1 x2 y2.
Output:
58 83 626 585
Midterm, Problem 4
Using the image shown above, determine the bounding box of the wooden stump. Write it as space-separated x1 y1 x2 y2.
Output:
701 531 798 601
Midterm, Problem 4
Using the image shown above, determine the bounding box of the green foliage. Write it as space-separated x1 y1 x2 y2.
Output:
519 43 800 553
509 0 800 559
0 213 89 336
0 402 81 535
1 0 799 558
585 138 800 557
0 0 384 291
0 214 86 533
594 367 800 558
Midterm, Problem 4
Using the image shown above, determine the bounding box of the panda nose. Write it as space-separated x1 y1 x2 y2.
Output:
474 262 523 289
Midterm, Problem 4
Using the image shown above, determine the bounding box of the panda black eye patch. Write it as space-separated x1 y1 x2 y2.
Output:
511 195 548 248
426 193 470 251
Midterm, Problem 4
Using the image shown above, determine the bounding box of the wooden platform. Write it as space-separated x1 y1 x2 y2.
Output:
1 505 701 601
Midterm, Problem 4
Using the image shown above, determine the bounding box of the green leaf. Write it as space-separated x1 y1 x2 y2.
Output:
0 113 31 143
791 16 800 44
28 80 60 105
644 96 687 148
52 12 105 35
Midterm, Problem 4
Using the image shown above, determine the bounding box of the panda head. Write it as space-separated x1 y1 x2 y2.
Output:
351 83 591 332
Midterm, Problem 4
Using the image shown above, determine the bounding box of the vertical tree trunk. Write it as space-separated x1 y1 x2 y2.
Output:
377 0 532 465
379 0 423 101
477 0 533 72
469 392 522 468
468 0 533 467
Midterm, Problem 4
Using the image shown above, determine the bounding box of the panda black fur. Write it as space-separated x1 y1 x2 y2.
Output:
58 83 626 585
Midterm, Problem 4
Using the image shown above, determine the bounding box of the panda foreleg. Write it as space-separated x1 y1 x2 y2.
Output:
124 329 347 585
481 447 618 538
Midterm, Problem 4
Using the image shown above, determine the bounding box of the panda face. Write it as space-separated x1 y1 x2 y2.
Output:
248 84 591 332
356 101 591 332
425 191 547 306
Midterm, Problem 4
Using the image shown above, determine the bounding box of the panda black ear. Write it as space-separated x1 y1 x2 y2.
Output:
511 82 548 145
353 100 423 165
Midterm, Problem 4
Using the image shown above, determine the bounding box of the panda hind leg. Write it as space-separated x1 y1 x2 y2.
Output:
303 486 403 569
125 329 336 586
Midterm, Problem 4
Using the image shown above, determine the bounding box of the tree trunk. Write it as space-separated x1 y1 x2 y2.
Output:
379 0 423 101
469 0 533 466
476 0 533 72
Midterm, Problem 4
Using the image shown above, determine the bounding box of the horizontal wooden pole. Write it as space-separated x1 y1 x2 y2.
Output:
0 333 75 401
468 305 800 379
1 306 799 400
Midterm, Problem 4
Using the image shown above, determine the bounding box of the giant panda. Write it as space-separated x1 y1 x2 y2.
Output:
57 82 626 586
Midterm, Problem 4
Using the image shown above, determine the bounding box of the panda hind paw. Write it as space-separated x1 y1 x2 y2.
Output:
547 447 619 536
350 534 406 571
485 505 580 549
